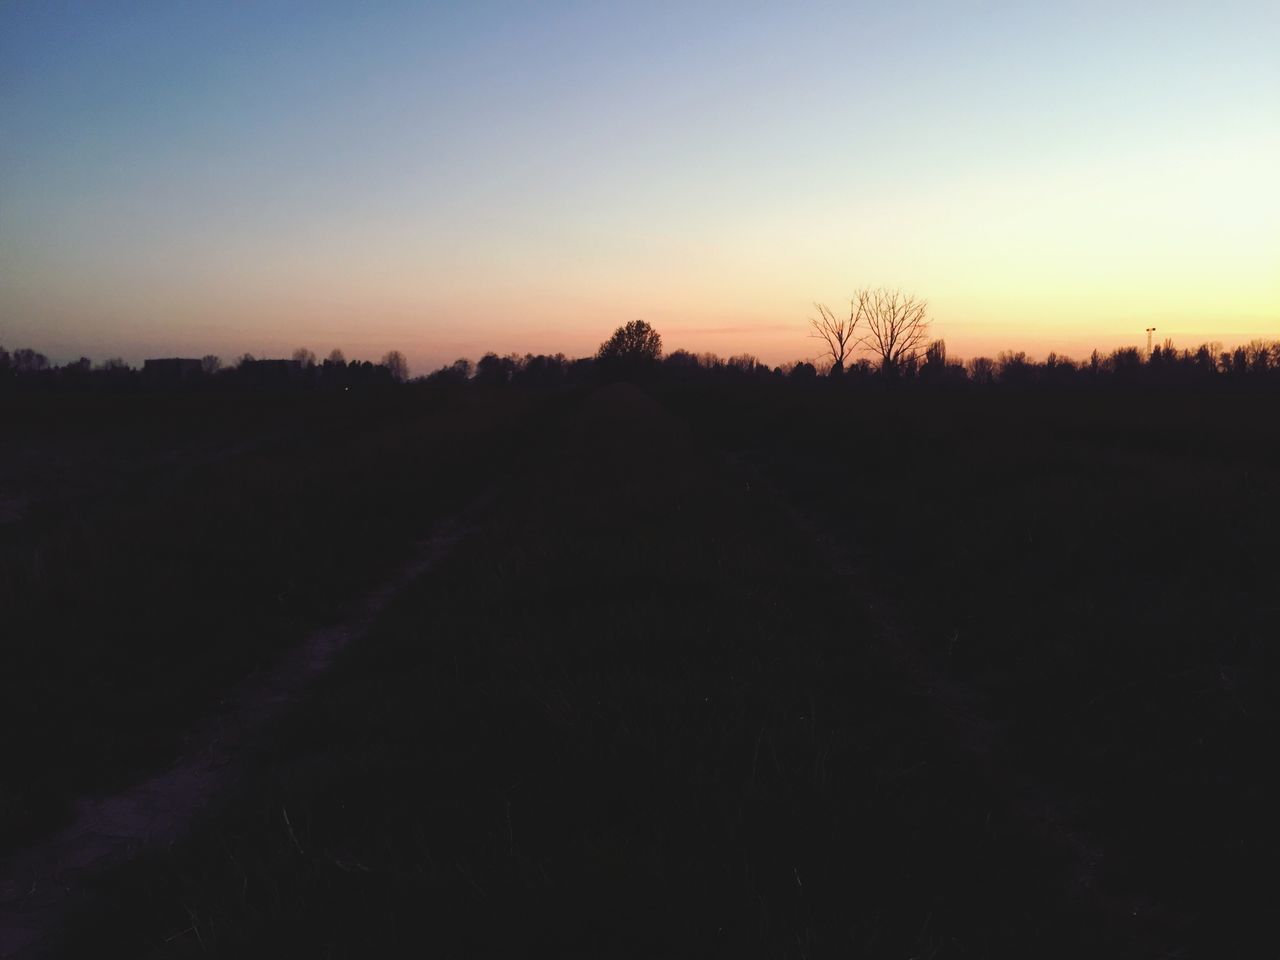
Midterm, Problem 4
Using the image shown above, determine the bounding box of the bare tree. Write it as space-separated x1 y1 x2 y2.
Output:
966 356 996 384
859 288 931 375
293 347 318 368
327 348 346 366
202 355 222 375
381 350 409 383
1244 339 1275 373
808 300 863 375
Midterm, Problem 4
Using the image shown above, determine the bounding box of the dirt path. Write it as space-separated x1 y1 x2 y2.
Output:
0 502 486 958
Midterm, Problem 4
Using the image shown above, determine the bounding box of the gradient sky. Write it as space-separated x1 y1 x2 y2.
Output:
2 1 1277 372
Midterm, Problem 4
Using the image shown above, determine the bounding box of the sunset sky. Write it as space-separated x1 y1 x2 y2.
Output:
2 1 1277 373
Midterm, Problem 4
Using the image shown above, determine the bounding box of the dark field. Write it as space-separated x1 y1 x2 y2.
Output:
666 381 1280 953
4 380 1278 957
0 385 530 852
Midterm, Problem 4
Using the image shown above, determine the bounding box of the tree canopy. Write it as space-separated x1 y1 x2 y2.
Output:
596 320 662 377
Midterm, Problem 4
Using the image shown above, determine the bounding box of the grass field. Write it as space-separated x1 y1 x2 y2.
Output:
0 384 530 854
666 379 1280 954
7 379 1276 956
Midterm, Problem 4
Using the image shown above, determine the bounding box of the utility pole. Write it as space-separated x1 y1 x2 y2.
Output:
1146 327 1157 356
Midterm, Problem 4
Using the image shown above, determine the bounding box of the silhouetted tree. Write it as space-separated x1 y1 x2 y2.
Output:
1043 352 1077 385
922 340 969 384
789 361 817 379
381 350 409 383
513 353 569 387
924 339 946 366
1245 340 1273 374
425 358 472 384
921 339 947 379
202 355 222 375
293 348 318 368
1109 347 1143 379
475 352 517 385
1193 343 1218 377
966 356 996 385
859 288 930 375
809 300 863 375
12 348 50 374
996 351 1032 384
596 320 662 379
662 349 702 380
698 352 724 372
327 348 346 366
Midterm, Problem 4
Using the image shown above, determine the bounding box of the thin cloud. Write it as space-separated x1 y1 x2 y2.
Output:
664 324 797 335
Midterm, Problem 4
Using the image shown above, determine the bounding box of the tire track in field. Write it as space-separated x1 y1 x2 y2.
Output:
717 447 1185 956
0 497 489 959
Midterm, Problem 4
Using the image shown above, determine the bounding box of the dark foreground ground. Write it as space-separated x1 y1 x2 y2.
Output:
5 380 1277 957
666 380 1280 956
0 385 529 853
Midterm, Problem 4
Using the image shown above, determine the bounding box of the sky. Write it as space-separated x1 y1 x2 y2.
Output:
2 1 1277 373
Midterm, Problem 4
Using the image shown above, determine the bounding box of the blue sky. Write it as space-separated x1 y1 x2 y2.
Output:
2 1 1277 369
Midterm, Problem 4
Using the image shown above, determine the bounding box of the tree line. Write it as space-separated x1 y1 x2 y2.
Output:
415 328 1280 391
0 345 411 388
5 287 1278 391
